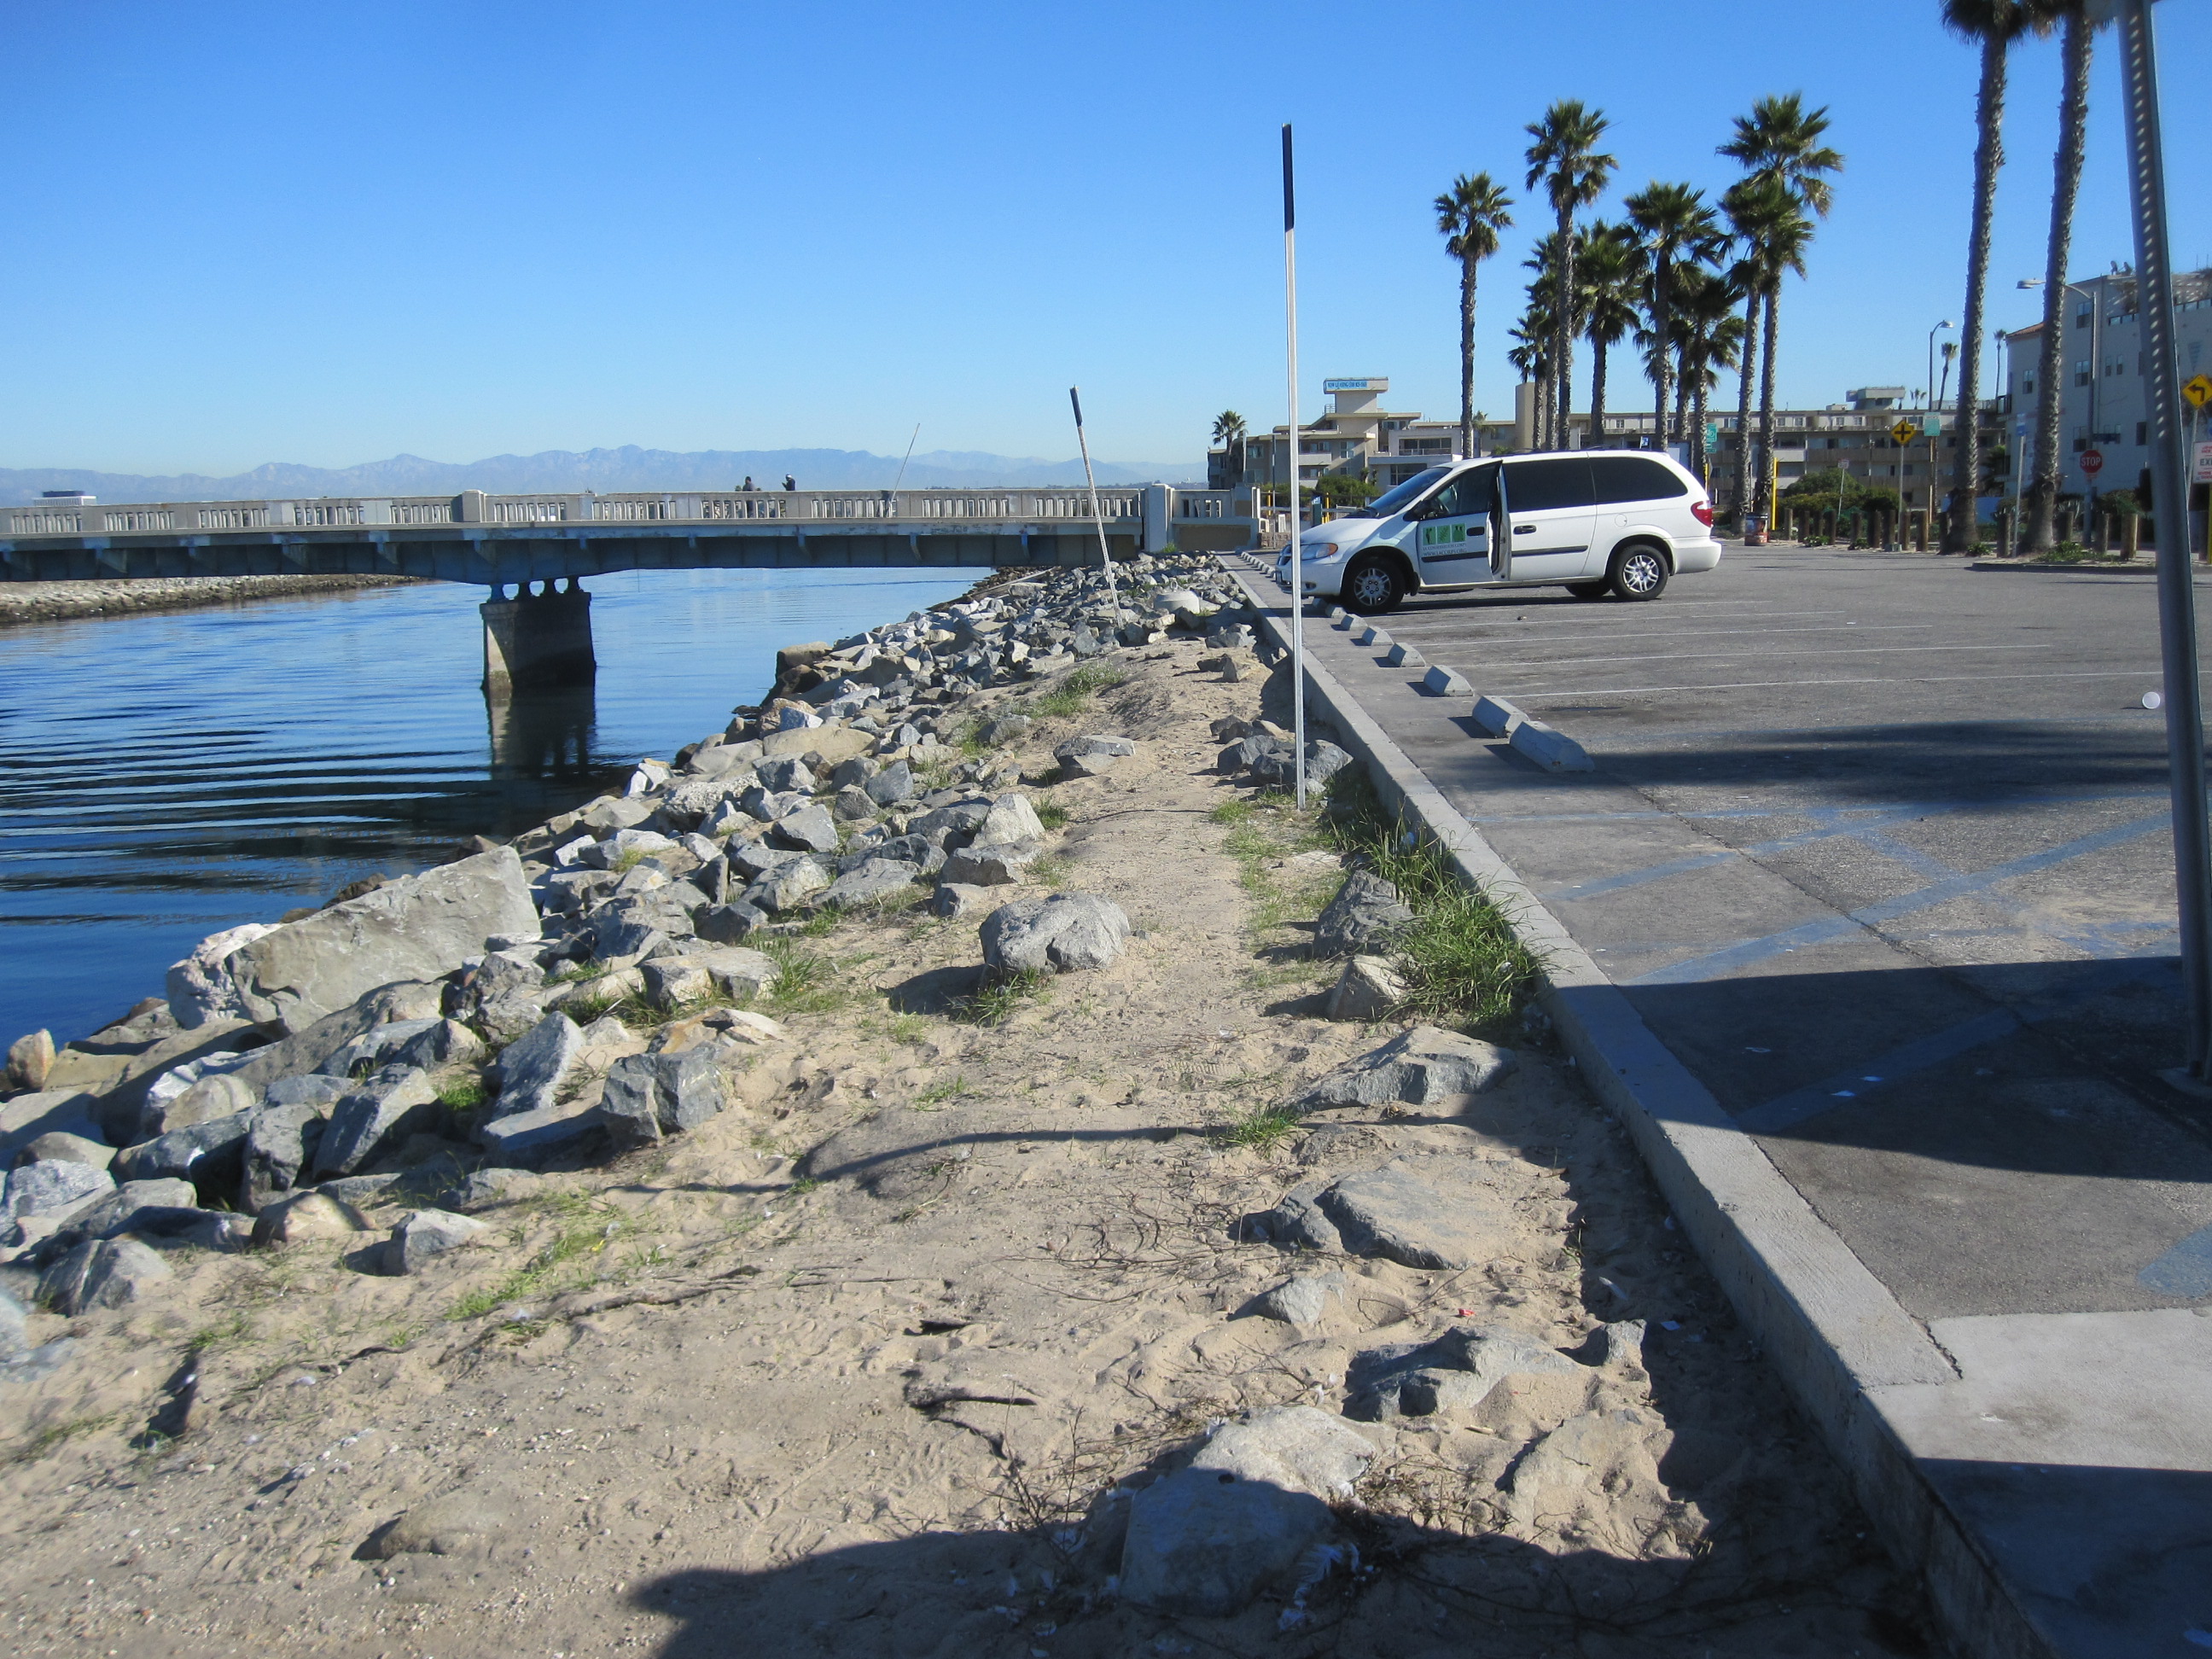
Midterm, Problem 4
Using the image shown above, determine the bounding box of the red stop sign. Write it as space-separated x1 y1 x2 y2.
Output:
2081 447 2104 476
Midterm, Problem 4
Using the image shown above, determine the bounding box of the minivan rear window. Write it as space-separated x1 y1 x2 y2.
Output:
1588 455 1691 504
1503 457 1593 512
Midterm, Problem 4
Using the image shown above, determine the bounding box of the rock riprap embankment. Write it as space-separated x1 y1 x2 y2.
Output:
0 553 1256 1326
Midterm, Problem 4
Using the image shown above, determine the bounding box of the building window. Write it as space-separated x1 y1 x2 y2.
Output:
2074 360 2091 387
2074 303 2092 329
2138 421 2148 445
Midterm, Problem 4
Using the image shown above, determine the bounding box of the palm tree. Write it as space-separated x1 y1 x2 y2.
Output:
1524 101 1615 452
1623 182 1723 448
2022 0 2094 553
1718 217 1766 520
1939 0 2034 551
1672 263 1749 484
1718 95 1842 532
1210 411 1247 489
1577 223 1644 451
1522 237 1572 447
1508 315 1552 452
1435 172 1515 460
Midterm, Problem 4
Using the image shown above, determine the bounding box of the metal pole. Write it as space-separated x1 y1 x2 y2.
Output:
1283 123 1307 810
2111 0 2212 1080
1068 387 1120 609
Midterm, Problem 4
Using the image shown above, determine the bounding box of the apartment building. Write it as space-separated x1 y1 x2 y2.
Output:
1224 377 1515 492
2004 265 2212 502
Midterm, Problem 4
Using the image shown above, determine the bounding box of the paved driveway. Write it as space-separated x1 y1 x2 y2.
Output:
1279 548 2212 1321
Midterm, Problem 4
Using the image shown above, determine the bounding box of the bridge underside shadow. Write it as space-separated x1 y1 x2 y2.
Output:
0 526 1214 587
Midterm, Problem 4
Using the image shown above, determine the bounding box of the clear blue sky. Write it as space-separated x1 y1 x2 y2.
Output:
2 0 2204 476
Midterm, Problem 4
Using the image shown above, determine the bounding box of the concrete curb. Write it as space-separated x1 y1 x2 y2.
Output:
1230 565 2054 1659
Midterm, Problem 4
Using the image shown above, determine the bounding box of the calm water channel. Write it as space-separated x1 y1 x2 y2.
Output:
0 567 987 1048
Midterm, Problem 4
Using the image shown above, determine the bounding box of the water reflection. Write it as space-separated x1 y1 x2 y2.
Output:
0 567 986 1045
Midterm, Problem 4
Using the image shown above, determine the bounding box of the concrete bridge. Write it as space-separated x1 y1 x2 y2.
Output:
0 483 1260 690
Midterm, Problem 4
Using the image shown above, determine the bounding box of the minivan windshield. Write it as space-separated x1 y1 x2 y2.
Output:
1359 466 1453 520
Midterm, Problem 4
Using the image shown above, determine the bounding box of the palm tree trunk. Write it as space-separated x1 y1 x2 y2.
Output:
1674 351 1692 447
1591 337 1610 449
1554 207 1575 450
1652 256 1674 447
1692 379 1711 486
1732 287 1759 521
1458 257 1478 461
2025 10 2090 554
1946 32 2009 553
1755 282 1780 524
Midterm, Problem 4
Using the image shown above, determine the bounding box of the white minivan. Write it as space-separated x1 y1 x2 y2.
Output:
1275 451 1722 613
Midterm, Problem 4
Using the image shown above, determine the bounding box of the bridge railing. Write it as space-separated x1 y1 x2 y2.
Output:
1 486 1258 542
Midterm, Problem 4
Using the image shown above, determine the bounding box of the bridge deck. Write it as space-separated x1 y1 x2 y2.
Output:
0 486 1260 585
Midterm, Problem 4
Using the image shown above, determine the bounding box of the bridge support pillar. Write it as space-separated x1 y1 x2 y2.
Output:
482 579 596 694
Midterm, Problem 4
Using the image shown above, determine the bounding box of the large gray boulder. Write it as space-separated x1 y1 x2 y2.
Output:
597 1049 725 1150
1310 870 1414 959
769 805 841 855
746 856 833 913
488 1013 585 1121
3 1158 114 1220
317 1017 485 1080
939 840 1042 887
1121 1406 1381 1617
165 923 278 1028
382 1208 489 1275
311 1066 441 1178
38 1237 172 1315
1248 1163 1514 1271
1324 955 1406 1022
818 859 923 908
187 849 539 1035
978 893 1131 974
1289 1025 1516 1110
863 760 918 807
114 1110 256 1188
972 793 1045 846
239 1099 329 1214
1346 1324 1580 1422
46 1178 200 1243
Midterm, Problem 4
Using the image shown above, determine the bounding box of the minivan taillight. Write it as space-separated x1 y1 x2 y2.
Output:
1691 498 1714 527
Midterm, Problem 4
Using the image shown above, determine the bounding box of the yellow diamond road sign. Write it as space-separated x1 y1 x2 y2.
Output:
1890 419 1918 445
2185 373 2212 410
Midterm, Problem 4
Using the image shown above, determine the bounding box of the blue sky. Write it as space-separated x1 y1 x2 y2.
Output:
2 0 2204 476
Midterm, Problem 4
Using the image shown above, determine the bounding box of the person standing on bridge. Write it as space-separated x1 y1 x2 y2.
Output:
783 474 797 492
740 476 755 492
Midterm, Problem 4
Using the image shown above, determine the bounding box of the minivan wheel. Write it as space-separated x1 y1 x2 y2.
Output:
1608 544 1670 602
1342 555 1406 614
1567 580 1610 600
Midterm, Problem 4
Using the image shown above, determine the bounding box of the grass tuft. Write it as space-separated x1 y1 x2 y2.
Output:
952 969 1051 1026
757 938 847 1016
1320 771 1545 1037
1219 1104 1302 1152
1033 664 1126 719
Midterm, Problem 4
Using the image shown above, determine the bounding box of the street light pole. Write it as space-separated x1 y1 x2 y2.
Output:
1926 320 1955 534
2106 0 2212 1083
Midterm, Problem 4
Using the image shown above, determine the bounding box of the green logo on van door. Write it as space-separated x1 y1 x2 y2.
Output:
1420 523 1466 547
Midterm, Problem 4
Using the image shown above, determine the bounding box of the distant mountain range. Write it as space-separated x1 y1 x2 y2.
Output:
0 445 1206 507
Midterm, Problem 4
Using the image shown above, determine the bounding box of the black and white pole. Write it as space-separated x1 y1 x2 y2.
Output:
2110 0 2212 1080
1068 387 1120 607
1283 123 1307 809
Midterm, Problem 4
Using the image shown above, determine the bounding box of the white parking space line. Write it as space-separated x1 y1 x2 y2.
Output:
1499 668 2164 702
1436 641 2058 674
1390 621 1930 647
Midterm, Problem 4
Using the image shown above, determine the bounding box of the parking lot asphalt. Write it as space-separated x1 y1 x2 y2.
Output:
1292 547 2212 1323
1245 544 2212 1656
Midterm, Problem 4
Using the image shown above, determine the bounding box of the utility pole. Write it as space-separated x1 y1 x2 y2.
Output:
1282 124 1307 809
2105 0 2212 1083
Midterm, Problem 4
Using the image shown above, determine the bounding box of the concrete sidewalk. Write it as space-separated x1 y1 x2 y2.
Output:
1230 554 2212 1659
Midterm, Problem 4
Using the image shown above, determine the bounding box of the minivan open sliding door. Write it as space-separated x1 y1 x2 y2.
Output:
1497 457 1599 581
